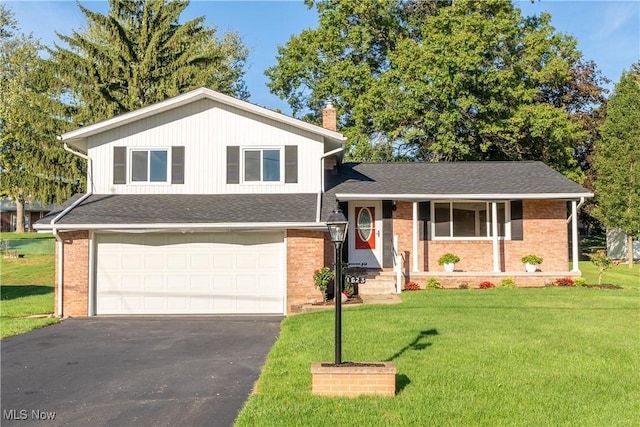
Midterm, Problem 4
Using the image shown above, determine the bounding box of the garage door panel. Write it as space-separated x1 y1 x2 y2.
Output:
96 232 285 315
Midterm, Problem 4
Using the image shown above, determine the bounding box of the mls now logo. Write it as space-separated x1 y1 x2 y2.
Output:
3 409 56 420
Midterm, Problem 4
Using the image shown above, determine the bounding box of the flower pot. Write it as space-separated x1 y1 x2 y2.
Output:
444 263 455 273
341 292 348 303
525 262 537 273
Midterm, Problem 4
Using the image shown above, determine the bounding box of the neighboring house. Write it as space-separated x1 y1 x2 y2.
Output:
606 229 640 261
1 199 52 232
35 88 592 317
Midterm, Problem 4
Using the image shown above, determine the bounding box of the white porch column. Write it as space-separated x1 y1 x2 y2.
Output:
413 202 419 272
492 202 500 272
571 200 580 272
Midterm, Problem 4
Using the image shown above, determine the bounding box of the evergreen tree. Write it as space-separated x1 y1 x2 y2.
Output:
593 63 640 268
0 5 84 232
49 0 249 124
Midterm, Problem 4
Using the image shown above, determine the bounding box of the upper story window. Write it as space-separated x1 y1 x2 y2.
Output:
243 148 281 182
433 201 509 239
226 145 297 185
131 149 168 183
113 146 184 185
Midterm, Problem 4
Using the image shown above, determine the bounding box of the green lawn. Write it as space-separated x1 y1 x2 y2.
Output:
0 254 58 338
236 266 640 426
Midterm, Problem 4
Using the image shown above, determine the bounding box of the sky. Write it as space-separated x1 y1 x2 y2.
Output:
4 0 640 115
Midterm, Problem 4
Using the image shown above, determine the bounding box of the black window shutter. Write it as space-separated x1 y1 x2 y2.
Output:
285 145 298 183
418 201 431 240
113 147 126 184
227 146 239 184
171 146 185 184
511 200 523 240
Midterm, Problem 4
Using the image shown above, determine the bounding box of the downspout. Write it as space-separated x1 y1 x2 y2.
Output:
51 142 93 317
318 146 344 222
566 197 586 224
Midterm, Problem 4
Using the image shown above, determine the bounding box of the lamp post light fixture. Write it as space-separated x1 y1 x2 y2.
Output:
326 204 349 365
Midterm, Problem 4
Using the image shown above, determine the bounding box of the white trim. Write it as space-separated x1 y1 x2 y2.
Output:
431 201 509 241
412 202 419 272
61 88 346 150
35 222 328 231
241 146 285 185
283 231 289 315
88 231 95 316
571 200 580 273
335 192 593 200
492 202 500 272
128 147 171 185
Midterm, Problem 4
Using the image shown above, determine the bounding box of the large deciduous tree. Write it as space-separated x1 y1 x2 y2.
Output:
593 63 640 268
0 5 84 232
49 0 249 124
267 0 606 180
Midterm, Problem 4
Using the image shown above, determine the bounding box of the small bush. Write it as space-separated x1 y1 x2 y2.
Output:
499 278 516 288
521 254 543 265
425 277 443 289
438 253 460 265
478 281 496 289
458 283 469 289
574 277 587 287
590 250 612 285
404 281 421 291
554 277 575 287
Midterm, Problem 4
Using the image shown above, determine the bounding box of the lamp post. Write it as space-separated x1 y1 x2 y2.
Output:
326 204 349 365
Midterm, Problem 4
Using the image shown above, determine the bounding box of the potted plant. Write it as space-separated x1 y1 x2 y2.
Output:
312 266 334 302
521 254 543 273
438 253 460 273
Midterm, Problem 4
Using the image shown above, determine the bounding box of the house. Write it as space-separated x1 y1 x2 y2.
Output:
1 199 53 232
35 88 593 317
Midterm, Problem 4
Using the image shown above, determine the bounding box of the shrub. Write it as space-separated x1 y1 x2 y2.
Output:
404 281 421 291
521 254 543 265
425 277 443 289
312 267 334 301
478 281 496 289
499 278 516 288
554 277 575 287
458 283 469 289
574 277 587 287
438 253 460 265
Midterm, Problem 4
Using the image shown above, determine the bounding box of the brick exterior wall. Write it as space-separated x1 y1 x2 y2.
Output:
287 229 327 313
56 230 89 317
391 200 569 273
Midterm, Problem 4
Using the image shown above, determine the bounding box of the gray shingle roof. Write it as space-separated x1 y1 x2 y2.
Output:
325 161 591 197
37 193 318 226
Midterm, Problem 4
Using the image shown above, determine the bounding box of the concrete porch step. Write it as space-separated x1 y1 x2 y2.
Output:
358 272 397 295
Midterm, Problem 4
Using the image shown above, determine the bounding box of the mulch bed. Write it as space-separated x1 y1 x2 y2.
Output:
581 284 624 290
320 362 386 368
311 295 364 306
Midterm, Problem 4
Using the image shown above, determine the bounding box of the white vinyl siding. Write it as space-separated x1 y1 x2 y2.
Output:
95 232 286 315
88 99 323 194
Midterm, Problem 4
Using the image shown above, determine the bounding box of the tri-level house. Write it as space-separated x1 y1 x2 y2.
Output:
36 88 593 317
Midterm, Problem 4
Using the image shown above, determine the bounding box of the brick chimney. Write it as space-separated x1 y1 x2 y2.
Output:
322 100 337 131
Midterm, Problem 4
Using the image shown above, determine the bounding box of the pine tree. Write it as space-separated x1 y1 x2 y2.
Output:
49 0 249 124
0 5 84 232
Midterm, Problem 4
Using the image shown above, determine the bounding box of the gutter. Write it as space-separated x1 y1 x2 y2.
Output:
566 196 586 224
51 142 93 317
37 221 328 232
318 146 344 222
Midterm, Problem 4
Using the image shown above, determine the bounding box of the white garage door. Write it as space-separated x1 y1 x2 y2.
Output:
95 232 285 315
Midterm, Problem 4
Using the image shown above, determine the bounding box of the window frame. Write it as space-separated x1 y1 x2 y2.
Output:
431 200 511 240
241 147 284 184
128 147 171 185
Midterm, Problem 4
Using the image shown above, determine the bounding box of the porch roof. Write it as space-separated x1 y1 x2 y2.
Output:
325 161 592 200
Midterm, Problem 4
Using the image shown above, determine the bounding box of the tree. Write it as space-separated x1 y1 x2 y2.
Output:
267 0 607 180
49 0 249 124
593 63 640 268
0 5 84 232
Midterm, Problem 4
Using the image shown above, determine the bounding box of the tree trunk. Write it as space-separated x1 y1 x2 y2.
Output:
15 197 25 233
628 234 634 269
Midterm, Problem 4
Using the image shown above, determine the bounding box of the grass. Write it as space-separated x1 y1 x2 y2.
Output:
235 264 640 426
1 254 58 339
580 260 639 287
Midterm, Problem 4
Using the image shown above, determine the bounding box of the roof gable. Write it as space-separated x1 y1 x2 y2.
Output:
61 88 345 151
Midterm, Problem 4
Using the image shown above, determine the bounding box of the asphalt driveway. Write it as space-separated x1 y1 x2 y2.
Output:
1 317 282 427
